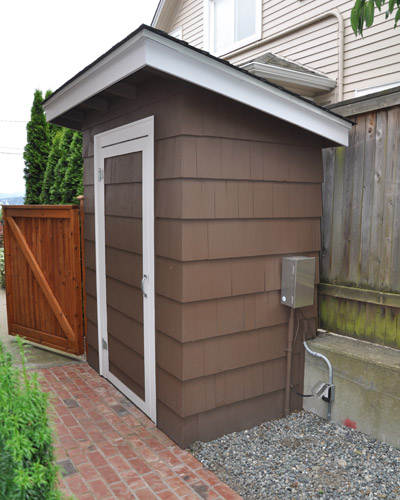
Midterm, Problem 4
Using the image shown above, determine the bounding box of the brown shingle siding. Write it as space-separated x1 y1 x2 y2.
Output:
82 75 322 446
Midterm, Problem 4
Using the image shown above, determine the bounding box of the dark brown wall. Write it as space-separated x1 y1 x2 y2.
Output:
82 76 187 372
82 75 323 447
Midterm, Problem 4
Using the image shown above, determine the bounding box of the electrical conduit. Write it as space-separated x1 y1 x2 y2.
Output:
303 340 333 420
224 10 344 101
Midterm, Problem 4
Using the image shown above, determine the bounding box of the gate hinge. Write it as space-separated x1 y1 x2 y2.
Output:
102 338 108 351
98 168 104 182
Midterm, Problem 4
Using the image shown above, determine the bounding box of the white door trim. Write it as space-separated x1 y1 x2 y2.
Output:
94 116 156 423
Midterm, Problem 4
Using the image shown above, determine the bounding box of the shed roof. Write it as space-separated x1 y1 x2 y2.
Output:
43 25 352 146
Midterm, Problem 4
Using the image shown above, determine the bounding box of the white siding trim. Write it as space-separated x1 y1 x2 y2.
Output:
203 0 210 51
355 80 400 97
44 28 351 145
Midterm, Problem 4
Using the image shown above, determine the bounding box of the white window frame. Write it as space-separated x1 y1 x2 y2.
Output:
203 0 262 56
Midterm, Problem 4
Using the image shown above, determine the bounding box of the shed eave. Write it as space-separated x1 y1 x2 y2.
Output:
43 27 351 146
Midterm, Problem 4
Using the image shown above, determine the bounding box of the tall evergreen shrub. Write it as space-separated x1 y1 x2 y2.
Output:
23 90 51 205
40 130 63 205
49 128 74 205
61 131 83 204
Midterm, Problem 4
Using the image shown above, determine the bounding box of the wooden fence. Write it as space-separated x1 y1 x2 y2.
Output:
3 205 84 355
320 101 400 349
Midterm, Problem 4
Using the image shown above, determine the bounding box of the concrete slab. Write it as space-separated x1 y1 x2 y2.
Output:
304 331 400 449
0 287 83 371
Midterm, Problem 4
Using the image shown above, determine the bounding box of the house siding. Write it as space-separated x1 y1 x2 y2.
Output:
170 0 203 48
161 0 400 104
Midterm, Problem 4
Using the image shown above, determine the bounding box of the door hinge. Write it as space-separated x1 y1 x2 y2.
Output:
102 338 108 351
98 168 104 182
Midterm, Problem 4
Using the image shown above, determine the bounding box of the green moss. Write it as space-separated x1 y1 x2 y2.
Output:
354 302 366 339
374 306 386 345
318 294 400 349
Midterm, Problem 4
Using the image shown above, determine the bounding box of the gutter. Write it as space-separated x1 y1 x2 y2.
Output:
223 10 345 101
241 61 337 94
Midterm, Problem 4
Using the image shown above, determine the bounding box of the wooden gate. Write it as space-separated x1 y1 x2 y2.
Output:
3 205 84 355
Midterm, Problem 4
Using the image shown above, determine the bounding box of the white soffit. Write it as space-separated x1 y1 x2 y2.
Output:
43 28 352 146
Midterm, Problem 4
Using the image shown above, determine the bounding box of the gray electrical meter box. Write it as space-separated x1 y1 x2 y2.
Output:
281 256 315 308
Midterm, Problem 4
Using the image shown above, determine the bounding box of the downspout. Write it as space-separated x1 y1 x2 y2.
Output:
224 10 344 101
303 340 333 420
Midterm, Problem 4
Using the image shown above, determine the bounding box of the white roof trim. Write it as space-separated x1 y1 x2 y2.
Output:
43 28 351 146
241 61 337 93
151 0 181 31
151 1 164 27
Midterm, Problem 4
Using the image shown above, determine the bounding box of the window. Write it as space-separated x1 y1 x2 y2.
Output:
206 0 262 56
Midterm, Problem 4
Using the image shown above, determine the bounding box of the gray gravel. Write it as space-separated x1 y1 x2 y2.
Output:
189 411 400 499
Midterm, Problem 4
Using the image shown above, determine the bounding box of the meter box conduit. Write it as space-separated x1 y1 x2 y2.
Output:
281 256 315 308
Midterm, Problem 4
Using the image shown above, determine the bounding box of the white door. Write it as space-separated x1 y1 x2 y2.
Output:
94 117 156 423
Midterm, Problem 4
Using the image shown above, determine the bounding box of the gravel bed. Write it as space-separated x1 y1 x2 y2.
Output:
189 411 400 499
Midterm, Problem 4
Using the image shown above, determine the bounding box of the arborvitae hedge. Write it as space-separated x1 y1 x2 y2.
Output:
24 89 83 206
50 128 74 205
61 132 83 204
23 90 51 205
40 131 63 205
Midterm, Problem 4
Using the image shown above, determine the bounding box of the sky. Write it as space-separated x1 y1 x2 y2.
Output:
0 0 160 195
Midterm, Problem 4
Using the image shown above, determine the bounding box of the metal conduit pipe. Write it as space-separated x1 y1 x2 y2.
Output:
284 308 295 417
224 10 344 101
303 340 333 420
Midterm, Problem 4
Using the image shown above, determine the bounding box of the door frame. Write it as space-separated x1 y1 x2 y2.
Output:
94 116 156 423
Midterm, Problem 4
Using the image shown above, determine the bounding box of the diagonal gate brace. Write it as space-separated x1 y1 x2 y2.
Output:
7 216 76 342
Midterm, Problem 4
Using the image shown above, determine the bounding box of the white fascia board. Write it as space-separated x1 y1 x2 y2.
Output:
143 32 351 145
44 29 351 145
242 61 337 92
43 33 147 122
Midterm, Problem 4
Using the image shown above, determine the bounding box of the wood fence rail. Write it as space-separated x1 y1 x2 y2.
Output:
3 205 84 355
320 104 400 349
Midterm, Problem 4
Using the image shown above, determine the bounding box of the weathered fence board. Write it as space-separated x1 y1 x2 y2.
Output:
320 105 400 349
3 205 84 355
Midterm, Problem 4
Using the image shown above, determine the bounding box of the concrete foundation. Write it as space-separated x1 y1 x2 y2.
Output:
304 332 400 449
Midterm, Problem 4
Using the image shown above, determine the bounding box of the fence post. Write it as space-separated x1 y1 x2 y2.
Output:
77 196 87 352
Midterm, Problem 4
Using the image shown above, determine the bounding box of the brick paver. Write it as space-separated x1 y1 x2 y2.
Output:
37 363 242 500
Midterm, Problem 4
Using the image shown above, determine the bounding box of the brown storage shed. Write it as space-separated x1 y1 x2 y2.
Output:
43 25 351 447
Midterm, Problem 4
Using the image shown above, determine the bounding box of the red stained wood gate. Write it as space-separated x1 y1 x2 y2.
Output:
3 205 85 355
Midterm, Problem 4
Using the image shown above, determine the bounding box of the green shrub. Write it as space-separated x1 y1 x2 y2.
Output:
0 247 5 288
0 338 62 499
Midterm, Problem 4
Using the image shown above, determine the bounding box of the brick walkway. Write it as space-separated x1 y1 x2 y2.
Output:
38 362 242 500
